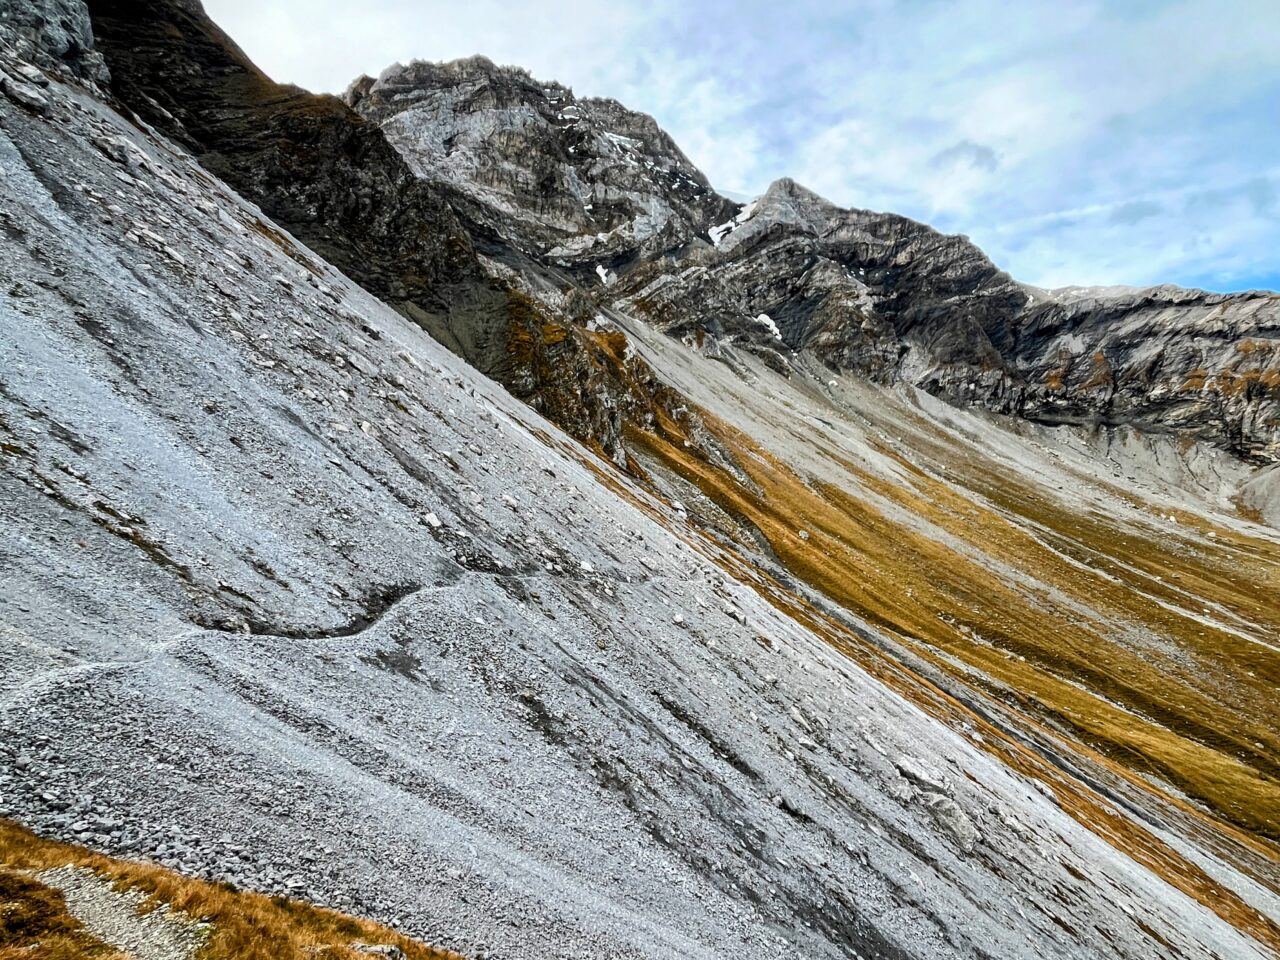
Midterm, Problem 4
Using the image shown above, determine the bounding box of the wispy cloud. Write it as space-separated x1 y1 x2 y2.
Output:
202 0 1280 292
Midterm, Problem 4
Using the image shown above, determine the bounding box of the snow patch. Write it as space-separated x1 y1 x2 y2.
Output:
755 313 782 340
710 199 759 246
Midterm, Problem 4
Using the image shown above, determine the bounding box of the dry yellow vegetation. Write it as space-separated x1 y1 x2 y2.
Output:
0 868 125 960
591 388 1280 948
0 821 461 960
630 412 1280 841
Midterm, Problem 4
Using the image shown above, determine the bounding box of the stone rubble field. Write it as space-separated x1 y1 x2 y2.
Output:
0 42 1276 960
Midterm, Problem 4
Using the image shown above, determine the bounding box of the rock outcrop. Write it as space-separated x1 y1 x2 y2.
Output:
0 0 108 83
609 178 1280 464
345 58 733 270
88 0 486 314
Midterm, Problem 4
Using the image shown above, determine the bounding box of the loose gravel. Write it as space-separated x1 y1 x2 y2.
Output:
40 866 205 960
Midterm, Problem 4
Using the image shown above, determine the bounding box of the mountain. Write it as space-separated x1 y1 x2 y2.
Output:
3 2 1279 959
345 57 734 267
347 67 1280 467
85 0 707 467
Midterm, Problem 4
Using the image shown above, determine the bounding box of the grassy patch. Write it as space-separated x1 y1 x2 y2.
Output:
0 869 125 960
626 411 1280 844
535 408 1280 951
0 821 461 960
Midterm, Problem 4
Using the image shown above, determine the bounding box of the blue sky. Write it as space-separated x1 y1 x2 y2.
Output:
204 0 1280 292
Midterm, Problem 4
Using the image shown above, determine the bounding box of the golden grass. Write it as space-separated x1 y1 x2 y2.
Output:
0 821 462 960
846 452 1280 746
626 412 1280 845
1080 351 1113 390
529 413 1280 951
689 515 1280 955
0 869 125 960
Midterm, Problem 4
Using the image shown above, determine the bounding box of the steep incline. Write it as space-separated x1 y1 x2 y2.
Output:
86 0 490 316
86 0 717 466
3 4 1280 959
335 53 1280 854
7 36 1277 960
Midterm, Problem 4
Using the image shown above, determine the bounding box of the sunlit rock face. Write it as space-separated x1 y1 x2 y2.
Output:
345 57 734 268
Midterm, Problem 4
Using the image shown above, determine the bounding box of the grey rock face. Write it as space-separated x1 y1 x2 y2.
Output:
0 0 108 82
345 57 734 267
608 177 1280 463
1010 284 1279 461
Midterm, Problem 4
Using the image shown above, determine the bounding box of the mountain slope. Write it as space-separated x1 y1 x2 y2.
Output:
2 4 1280 960
351 77 1280 468
610 177 1280 462
85 0 707 467
334 36 1280 851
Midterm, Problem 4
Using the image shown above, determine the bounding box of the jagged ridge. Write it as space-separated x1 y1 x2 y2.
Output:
349 69 1280 465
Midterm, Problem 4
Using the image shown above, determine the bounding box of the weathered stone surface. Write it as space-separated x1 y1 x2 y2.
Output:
349 61 1279 465
4 6 1280 960
345 57 733 268
605 177 1280 463
0 0 108 82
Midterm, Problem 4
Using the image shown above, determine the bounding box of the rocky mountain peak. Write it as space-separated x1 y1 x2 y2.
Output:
760 175 835 210
344 56 735 267
346 54 551 104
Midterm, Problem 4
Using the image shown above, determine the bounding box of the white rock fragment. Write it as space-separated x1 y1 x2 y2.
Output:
395 349 423 370
754 313 782 340
14 63 49 87
1 76 52 115
895 755 948 795
921 793 981 854
788 706 811 731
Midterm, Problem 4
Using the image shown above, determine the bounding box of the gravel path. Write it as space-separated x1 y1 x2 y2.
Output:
40 866 205 960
